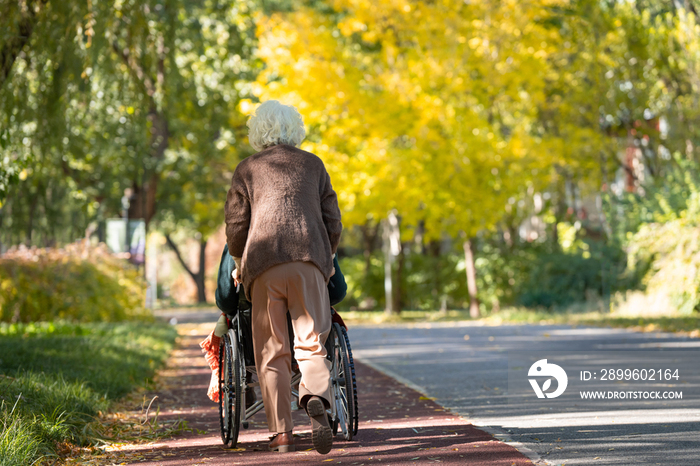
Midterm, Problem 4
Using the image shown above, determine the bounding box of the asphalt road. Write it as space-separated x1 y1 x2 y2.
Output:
349 322 700 466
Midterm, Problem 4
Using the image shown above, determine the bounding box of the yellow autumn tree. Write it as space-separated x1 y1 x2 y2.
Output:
253 0 569 314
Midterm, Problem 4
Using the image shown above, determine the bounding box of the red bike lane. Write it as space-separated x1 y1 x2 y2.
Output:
97 324 533 466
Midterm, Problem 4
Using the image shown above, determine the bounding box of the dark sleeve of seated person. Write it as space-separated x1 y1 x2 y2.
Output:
215 244 247 315
215 245 346 316
327 254 346 306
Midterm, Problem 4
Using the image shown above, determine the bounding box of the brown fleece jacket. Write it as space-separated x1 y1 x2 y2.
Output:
225 144 343 296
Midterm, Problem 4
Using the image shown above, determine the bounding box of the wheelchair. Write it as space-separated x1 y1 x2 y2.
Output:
215 249 358 449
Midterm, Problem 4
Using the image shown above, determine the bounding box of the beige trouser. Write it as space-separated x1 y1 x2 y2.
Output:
250 261 332 433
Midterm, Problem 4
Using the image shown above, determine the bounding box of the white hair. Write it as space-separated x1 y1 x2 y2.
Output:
246 100 306 151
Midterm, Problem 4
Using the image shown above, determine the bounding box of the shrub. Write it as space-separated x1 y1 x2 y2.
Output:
340 251 470 311
403 251 469 310
338 254 385 310
339 239 629 312
627 192 700 314
0 241 148 323
474 237 629 310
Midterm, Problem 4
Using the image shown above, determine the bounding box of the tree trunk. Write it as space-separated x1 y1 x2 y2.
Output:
415 220 426 255
127 112 166 226
0 0 48 86
196 238 207 303
127 174 160 224
360 220 380 282
599 152 613 240
165 234 208 304
552 174 567 249
112 42 170 227
463 237 480 318
383 211 401 315
44 184 57 247
26 193 39 246
141 108 169 225
0 207 4 254
429 240 441 303
395 241 404 312
383 221 394 315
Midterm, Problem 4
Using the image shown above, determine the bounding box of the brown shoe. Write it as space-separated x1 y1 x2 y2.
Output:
269 432 295 452
306 396 332 454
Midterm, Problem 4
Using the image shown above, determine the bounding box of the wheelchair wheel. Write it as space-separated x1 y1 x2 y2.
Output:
331 322 355 440
338 324 359 436
219 330 242 447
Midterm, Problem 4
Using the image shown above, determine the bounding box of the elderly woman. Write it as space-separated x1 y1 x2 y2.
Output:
225 100 342 454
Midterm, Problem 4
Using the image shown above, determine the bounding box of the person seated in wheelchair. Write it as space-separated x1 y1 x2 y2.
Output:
206 100 344 455
208 244 347 378
213 244 347 334
203 243 347 422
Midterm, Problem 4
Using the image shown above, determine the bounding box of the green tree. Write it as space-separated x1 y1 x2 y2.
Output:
1 0 259 302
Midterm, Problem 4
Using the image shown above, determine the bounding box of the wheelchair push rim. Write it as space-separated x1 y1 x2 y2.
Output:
331 322 355 441
339 323 359 436
219 329 243 447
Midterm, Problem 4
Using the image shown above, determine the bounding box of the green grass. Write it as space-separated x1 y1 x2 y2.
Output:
482 308 700 335
0 405 41 466
0 321 177 465
341 307 700 335
341 309 475 324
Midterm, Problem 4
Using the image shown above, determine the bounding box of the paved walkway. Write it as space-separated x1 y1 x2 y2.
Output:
99 320 533 465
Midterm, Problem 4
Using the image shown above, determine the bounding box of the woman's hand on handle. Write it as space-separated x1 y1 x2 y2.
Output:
232 256 242 286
